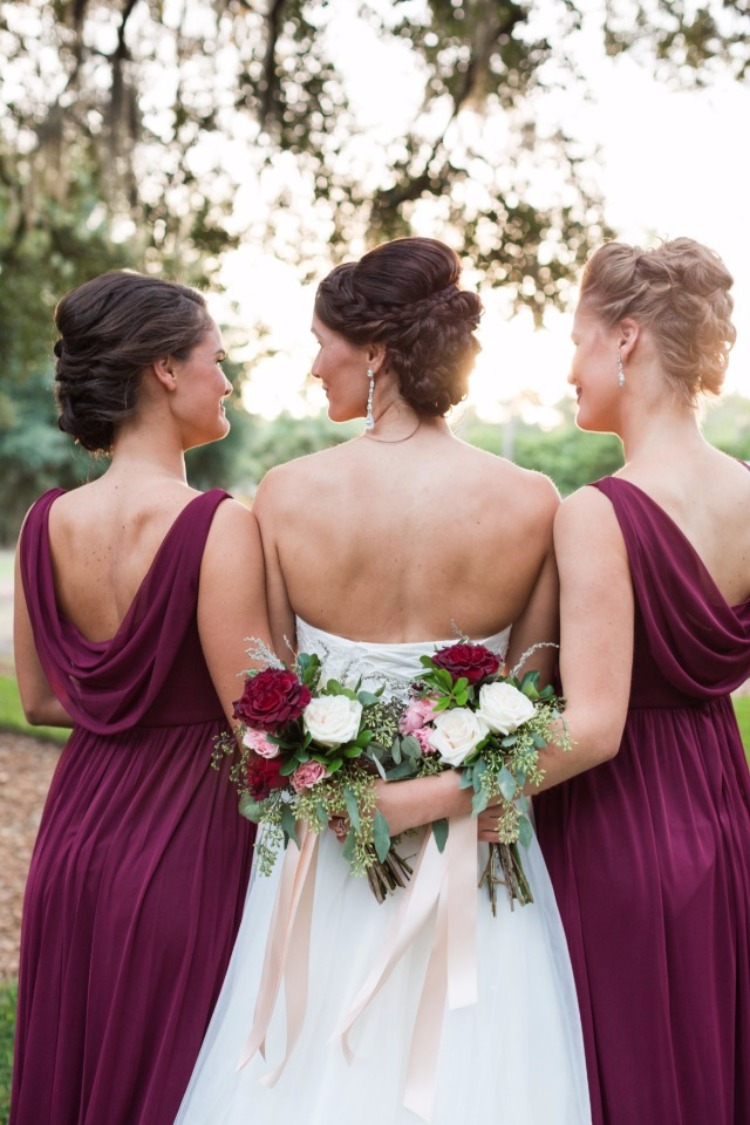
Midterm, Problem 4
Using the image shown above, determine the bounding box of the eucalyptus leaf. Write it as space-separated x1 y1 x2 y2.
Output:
386 760 420 780
364 750 388 780
497 765 518 801
400 735 422 759
517 815 533 849
280 805 299 847
343 787 361 833
238 793 265 822
372 810 392 863
341 829 356 865
315 802 329 829
431 818 449 852
357 691 381 706
471 788 489 816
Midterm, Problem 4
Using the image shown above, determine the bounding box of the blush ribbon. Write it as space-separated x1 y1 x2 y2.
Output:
238 813 479 1122
331 813 478 1121
237 822 319 1085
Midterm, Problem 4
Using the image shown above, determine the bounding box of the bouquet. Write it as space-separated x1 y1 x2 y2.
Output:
397 640 570 911
213 642 417 901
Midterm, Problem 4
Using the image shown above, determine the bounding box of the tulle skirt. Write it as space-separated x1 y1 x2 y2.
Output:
176 827 591 1124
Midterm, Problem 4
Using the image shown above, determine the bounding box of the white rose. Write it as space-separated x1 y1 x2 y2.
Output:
428 708 489 767
476 682 536 735
303 695 363 748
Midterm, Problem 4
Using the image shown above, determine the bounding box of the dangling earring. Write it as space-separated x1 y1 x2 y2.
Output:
365 367 375 430
616 350 625 388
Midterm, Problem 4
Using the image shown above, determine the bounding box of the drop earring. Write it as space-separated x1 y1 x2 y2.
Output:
616 350 625 388
366 367 375 430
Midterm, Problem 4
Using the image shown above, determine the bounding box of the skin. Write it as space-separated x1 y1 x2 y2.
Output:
14 318 271 731
253 316 561 840
535 300 750 788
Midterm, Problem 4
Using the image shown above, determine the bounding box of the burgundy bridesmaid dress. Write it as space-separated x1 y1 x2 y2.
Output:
10 488 255 1125
536 476 750 1125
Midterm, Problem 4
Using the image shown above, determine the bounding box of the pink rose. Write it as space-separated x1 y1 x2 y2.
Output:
413 726 438 755
242 729 279 759
400 697 439 735
290 761 328 793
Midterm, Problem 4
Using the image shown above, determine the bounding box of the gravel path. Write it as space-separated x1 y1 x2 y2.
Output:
0 732 60 982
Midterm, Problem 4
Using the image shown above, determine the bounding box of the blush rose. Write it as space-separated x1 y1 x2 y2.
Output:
291 760 329 793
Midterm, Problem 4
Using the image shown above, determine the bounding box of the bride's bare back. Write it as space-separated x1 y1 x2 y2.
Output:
254 421 559 666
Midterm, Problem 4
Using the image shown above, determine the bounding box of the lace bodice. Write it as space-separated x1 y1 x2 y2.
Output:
295 617 512 701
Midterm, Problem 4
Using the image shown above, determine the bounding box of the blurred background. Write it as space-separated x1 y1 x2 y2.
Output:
2 0 750 546
1 2 750 1113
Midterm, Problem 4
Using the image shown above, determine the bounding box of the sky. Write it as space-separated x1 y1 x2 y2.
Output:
218 5 750 425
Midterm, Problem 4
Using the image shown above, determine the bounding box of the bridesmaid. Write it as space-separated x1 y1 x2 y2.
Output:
11 271 270 1123
534 238 750 1124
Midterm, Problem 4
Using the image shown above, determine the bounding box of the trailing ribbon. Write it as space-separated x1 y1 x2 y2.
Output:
331 813 478 1122
237 823 319 1085
238 813 479 1120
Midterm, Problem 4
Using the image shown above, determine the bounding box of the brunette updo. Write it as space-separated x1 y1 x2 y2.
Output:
314 237 483 416
53 270 212 453
579 237 735 403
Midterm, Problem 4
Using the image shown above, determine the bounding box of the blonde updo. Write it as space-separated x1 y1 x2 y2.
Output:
579 237 736 403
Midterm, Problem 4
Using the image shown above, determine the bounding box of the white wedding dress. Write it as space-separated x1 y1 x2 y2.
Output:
176 619 591 1124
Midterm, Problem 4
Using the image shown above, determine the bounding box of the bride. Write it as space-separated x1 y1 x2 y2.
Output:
176 237 591 1123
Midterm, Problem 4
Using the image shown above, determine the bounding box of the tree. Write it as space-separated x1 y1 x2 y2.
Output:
2 0 747 316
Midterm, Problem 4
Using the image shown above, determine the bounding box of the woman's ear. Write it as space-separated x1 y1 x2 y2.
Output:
151 356 178 392
366 342 387 374
618 318 641 363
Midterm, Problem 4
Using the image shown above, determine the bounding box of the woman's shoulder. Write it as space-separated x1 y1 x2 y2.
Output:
465 447 560 513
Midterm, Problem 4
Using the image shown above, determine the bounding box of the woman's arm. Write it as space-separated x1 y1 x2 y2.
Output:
504 547 559 685
534 486 634 790
197 499 273 729
13 533 73 727
252 470 297 661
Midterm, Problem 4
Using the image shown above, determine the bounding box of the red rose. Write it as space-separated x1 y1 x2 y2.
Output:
246 754 286 800
233 668 312 733
431 642 500 684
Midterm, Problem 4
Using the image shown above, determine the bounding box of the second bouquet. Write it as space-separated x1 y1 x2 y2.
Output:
215 644 417 901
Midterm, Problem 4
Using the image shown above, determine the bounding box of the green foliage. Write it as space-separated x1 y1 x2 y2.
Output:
0 676 69 744
0 979 16 1124
734 697 750 762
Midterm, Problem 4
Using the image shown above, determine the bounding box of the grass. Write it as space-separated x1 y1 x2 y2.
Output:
735 696 750 761
0 676 68 745
0 981 16 1124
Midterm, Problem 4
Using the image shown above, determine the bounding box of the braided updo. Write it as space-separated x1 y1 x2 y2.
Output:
314 237 483 416
579 238 735 403
54 270 212 453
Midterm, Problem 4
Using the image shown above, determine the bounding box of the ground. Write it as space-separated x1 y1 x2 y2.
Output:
0 732 59 982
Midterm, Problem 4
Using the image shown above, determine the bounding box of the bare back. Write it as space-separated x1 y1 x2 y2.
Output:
45 476 205 642
254 425 559 662
618 443 750 609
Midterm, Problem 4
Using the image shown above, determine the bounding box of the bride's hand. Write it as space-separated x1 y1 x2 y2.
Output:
328 815 349 843
477 802 506 842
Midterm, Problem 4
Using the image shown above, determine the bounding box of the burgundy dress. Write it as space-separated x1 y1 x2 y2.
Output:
536 477 750 1125
10 488 255 1125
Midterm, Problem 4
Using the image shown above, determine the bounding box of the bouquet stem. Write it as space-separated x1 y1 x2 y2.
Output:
479 842 534 914
366 843 414 904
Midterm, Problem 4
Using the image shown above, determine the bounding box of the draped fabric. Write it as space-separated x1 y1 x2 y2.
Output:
176 619 591 1125
10 489 255 1125
536 476 750 1125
